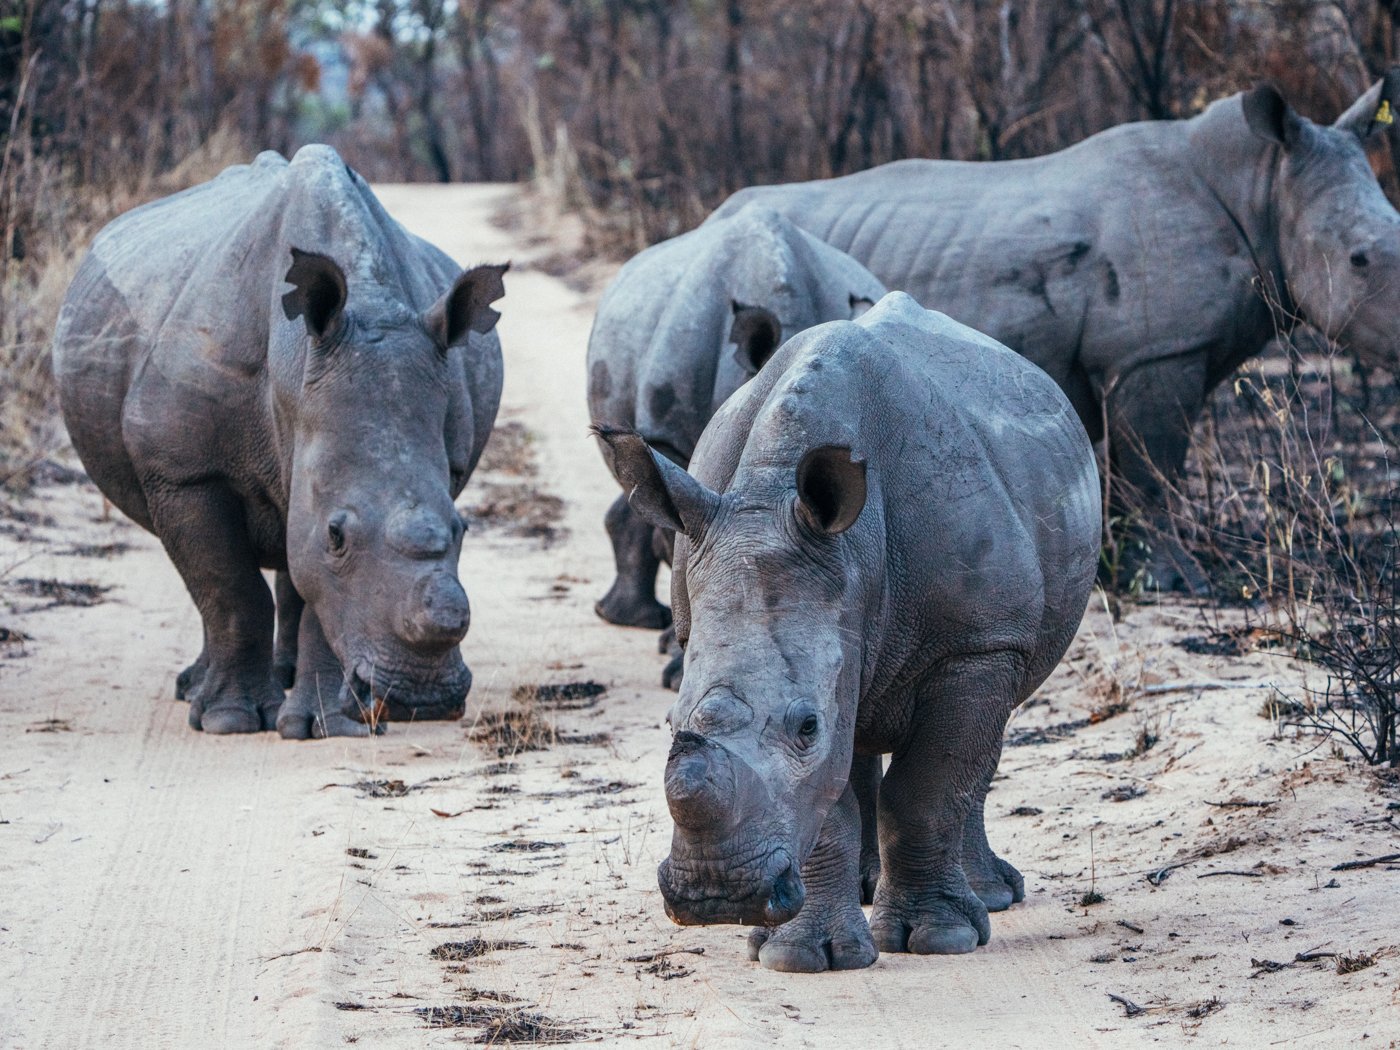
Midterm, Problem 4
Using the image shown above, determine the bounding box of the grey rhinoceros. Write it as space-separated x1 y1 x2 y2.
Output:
586 202 885 631
52 145 507 738
712 73 1400 591
592 292 1100 972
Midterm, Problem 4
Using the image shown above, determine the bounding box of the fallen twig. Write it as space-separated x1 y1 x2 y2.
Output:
1141 680 1271 696
1197 870 1265 879
624 947 705 963
1147 860 1193 886
1116 919 1145 935
1107 993 1145 1018
1204 799 1275 809
1331 853 1400 872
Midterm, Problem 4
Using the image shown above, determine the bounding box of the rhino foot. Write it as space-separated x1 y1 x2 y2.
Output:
186 670 280 735
276 704 384 740
747 904 877 973
594 586 671 630
660 627 685 690
175 655 208 701
870 884 990 956
967 854 1024 913
860 853 881 906
273 659 296 691
275 668 390 739
661 650 685 691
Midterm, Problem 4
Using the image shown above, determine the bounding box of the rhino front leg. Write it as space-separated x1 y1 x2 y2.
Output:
961 762 1024 912
595 493 672 629
1105 355 1210 594
276 604 383 740
747 778 877 973
272 571 303 690
150 483 281 734
870 652 1022 955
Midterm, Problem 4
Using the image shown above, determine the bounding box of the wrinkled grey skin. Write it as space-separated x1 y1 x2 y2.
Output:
53 146 507 738
712 74 1400 592
594 293 1100 972
586 203 885 633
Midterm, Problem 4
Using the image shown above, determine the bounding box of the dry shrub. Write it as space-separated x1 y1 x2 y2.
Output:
1148 326 1400 765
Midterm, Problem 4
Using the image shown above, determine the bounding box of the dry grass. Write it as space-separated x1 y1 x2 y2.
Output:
1 125 251 490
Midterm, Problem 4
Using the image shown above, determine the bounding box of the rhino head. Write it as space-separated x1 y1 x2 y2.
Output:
593 423 870 927
279 249 507 724
1245 71 1400 361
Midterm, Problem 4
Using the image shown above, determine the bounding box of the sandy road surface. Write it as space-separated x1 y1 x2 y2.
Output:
2 185 1398 1049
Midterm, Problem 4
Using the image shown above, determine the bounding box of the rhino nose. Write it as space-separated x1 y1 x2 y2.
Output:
664 731 736 832
400 572 470 650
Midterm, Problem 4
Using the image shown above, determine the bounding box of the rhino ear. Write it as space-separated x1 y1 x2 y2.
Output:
796 445 866 535
425 262 510 348
1334 68 1400 141
591 423 720 536
281 249 347 341
730 302 782 376
849 294 876 319
1242 83 1302 149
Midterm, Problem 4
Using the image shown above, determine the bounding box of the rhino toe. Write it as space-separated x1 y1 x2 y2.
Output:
311 711 383 739
969 855 1024 912
747 905 878 973
870 885 990 955
594 588 672 630
906 923 981 955
197 705 264 735
175 658 207 701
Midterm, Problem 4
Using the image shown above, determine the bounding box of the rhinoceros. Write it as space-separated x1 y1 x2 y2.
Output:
52 145 507 738
586 202 885 631
592 292 1100 972
711 73 1400 591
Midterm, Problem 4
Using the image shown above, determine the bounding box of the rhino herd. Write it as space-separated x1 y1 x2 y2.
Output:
51 75 1400 973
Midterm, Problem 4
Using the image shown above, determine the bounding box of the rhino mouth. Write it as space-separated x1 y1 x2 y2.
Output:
657 849 805 927
339 658 472 723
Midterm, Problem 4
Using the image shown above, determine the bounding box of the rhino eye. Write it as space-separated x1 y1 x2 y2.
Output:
799 715 819 739
1351 250 1370 269
327 513 348 554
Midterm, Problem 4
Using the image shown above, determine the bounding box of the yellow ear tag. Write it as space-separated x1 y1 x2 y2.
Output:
1377 99 1395 126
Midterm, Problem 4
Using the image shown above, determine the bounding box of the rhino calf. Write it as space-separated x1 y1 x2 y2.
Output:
594 293 1100 972
53 146 507 738
586 202 885 632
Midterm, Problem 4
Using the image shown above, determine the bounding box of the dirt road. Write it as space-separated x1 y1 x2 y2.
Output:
2 186 1397 1049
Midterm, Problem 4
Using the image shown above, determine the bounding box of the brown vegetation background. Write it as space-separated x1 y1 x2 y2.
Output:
6 0 1400 512
3 1 1400 758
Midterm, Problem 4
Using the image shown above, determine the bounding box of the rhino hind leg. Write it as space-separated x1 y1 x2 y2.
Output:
151 482 281 734
960 765 1024 912
276 605 383 740
870 652 1023 955
272 572 303 690
852 752 882 905
1105 356 1211 596
595 493 672 629
747 779 877 973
